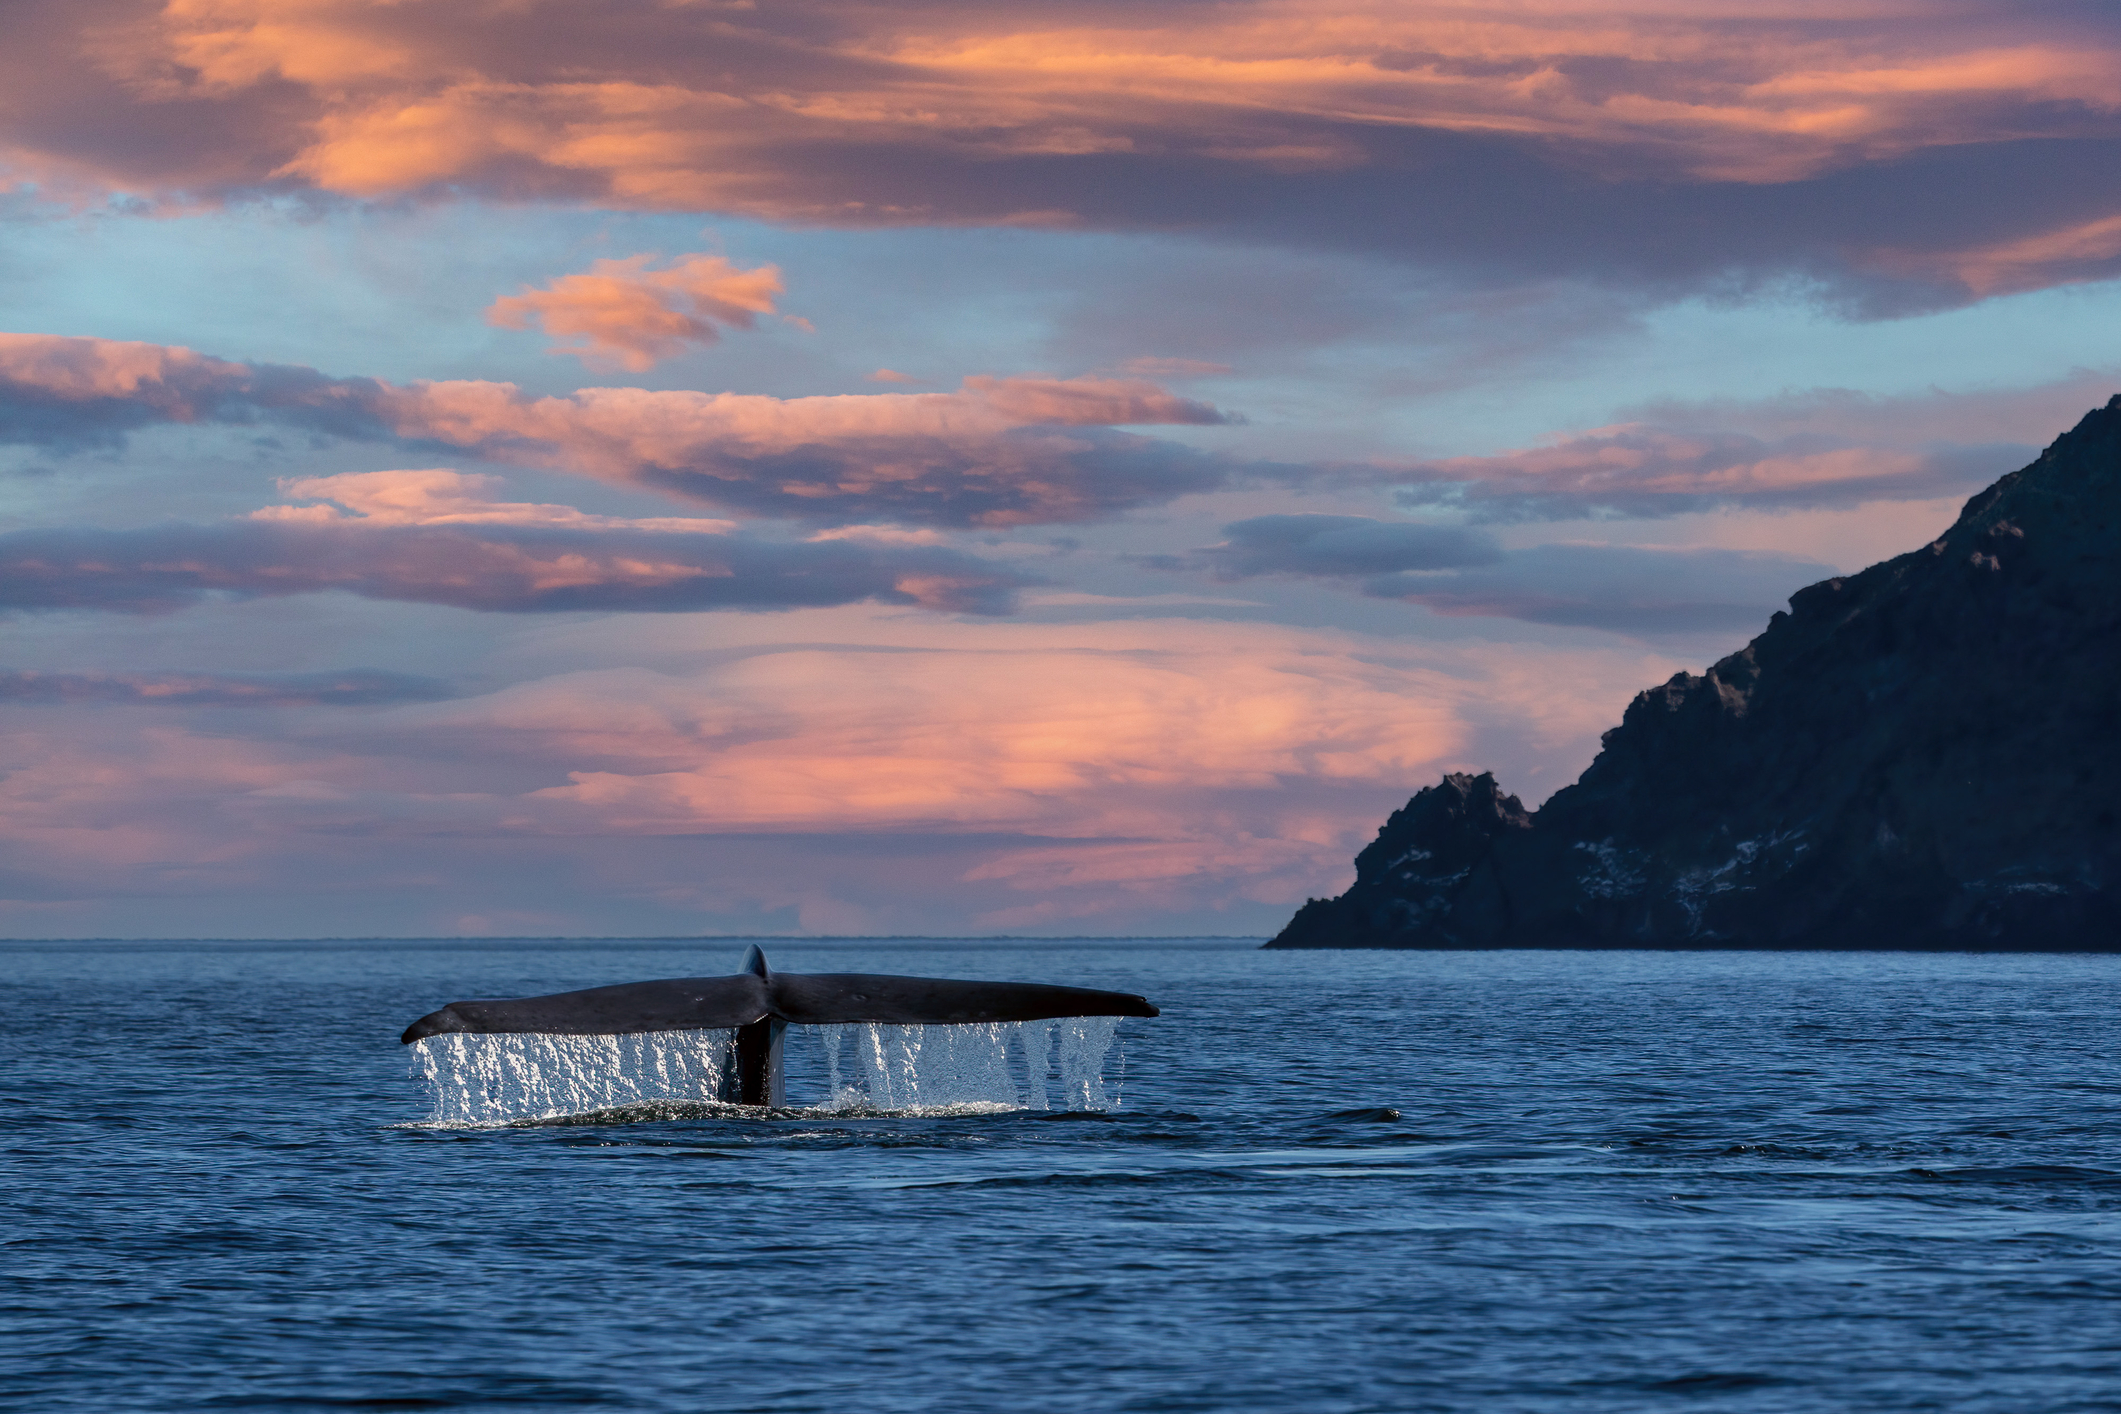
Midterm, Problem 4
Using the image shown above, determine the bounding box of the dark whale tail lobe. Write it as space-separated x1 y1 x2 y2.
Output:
727 943 783 1104
400 947 1158 1107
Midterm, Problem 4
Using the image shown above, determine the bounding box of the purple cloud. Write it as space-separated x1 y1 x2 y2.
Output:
1193 514 1503 578
0 668 453 706
0 520 1027 616
1182 513 1837 634
0 334 1237 527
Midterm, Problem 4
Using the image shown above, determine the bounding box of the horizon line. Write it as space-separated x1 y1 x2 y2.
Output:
0 933 1271 944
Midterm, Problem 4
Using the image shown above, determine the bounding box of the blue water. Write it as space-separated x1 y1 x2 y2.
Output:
7 939 2121 1412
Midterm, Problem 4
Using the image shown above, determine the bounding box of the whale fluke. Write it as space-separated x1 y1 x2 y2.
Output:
398 974 771 1045
400 947 1159 1106
764 972 1161 1026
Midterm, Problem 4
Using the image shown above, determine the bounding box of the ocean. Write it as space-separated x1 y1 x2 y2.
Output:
6 938 2121 1412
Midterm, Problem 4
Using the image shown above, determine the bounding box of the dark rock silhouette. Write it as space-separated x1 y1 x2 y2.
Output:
1269 396 2121 951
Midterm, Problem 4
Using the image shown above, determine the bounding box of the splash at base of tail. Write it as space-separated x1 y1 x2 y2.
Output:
401 945 1158 1106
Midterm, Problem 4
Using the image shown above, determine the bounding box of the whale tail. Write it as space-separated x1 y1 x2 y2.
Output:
727 945 784 1105
400 947 1158 1108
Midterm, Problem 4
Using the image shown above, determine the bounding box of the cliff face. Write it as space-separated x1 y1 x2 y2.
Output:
1269 395 2121 951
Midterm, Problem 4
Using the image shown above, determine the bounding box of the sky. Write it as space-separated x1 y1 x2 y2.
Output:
1 0 2118 938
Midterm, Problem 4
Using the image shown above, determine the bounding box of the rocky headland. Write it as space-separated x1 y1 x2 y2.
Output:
1269 396 2121 951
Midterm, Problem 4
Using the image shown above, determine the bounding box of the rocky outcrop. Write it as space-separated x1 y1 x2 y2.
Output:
1269 395 2121 951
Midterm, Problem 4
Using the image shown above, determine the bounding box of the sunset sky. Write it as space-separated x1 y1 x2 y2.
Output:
3 0 2118 937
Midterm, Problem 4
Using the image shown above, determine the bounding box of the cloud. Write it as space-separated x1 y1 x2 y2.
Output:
463 637 1480 834
0 667 452 706
1193 513 1503 578
0 333 1239 526
0 610 1686 933
256 468 738 531
372 382 1239 525
1870 210 2121 298
0 331 361 449
1384 375 2121 521
1183 513 1834 634
486 253 784 370
9 1 2121 303
0 494 1026 615
1619 370 2121 447
1391 426 2014 521
1364 543 1838 635
1116 357 1232 378
5 336 2102 540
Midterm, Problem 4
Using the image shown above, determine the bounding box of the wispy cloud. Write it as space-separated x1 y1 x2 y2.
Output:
0 667 452 707
1364 542 1840 635
1191 514 1503 578
0 472 1026 616
0 333 1239 526
1386 374 2121 520
487 253 785 371
1392 427 2006 522
1181 514 1835 634
256 468 738 532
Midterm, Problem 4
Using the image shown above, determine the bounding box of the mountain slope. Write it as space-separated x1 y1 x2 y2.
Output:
1269 396 2121 951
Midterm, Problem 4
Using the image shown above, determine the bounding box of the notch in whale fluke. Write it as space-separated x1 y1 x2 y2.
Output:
399 947 1158 1105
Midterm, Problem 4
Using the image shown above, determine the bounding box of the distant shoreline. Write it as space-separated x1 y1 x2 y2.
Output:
0 934 1271 945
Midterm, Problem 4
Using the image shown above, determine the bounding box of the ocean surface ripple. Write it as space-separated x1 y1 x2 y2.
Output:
6 940 2121 1412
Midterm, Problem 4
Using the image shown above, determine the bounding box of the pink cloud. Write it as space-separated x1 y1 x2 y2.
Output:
356 372 1236 523
0 604 1693 934
5 2 2119 301
257 468 737 532
54 1 2116 193
487 253 785 371
0 333 1240 525
454 623 1661 884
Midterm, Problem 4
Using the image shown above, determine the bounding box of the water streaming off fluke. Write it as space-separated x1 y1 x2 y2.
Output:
409 1017 1125 1126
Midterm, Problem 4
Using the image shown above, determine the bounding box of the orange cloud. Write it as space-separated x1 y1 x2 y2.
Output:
362 614 1686 908
1870 212 2121 298
9 1 2118 300
491 621 1645 849
81 0 2116 192
487 253 785 370
0 607 1685 931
